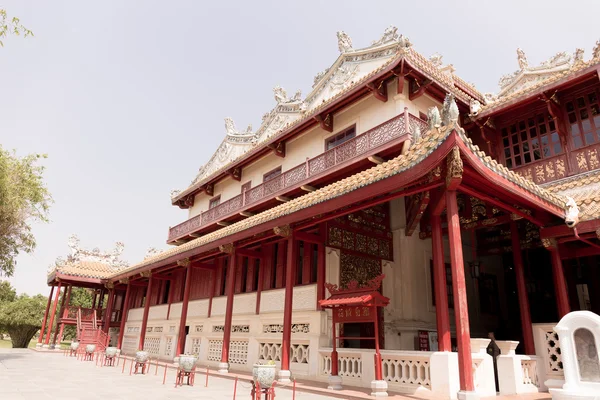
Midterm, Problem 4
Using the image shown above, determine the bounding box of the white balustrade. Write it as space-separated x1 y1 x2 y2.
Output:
380 351 432 389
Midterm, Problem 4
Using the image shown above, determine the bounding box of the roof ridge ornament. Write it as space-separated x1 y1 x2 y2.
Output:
441 93 459 126
427 106 441 131
371 26 399 46
517 48 528 70
593 40 600 60
336 31 353 53
565 196 580 228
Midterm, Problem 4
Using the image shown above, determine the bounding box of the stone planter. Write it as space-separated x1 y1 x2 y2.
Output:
252 364 277 389
470 338 491 354
85 344 96 354
105 347 118 358
496 340 519 356
179 355 198 373
135 350 149 363
70 341 79 351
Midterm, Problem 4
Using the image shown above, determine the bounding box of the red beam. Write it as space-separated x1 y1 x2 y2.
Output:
541 219 600 239
293 230 323 244
366 81 388 102
236 248 263 259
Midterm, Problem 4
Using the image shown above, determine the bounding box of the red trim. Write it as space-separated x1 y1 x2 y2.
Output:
255 255 264 315
117 283 131 349
221 250 237 364
177 265 192 355
45 282 62 345
138 278 154 351
510 221 535 355
446 191 474 392
432 215 451 352
541 219 600 239
39 286 54 344
549 247 570 318
280 237 297 372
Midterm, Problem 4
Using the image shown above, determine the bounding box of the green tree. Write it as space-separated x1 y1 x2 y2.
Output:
0 280 16 303
0 294 46 348
0 9 33 47
0 148 51 276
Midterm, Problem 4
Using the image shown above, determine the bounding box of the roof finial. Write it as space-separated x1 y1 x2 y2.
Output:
273 86 288 103
517 48 528 70
592 40 600 60
427 106 441 130
441 93 459 126
336 31 353 53
224 117 238 136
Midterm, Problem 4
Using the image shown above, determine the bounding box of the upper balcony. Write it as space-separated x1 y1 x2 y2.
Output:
167 111 428 244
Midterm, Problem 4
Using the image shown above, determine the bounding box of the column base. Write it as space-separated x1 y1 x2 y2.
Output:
218 362 229 373
370 380 388 397
35 343 43 349
278 370 291 384
457 390 479 400
173 356 180 367
42 344 50 349
327 375 343 390
550 388 599 400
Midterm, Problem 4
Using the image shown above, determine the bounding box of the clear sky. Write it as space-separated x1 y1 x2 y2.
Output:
1 0 598 296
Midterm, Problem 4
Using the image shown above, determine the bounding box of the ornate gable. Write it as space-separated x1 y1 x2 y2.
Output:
495 48 583 99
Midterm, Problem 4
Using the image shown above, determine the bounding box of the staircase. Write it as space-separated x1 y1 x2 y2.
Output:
76 308 110 352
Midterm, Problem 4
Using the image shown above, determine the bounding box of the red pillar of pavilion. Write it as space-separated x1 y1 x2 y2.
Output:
56 285 72 346
220 246 237 372
103 287 115 335
316 225 326 310
280 236 298 383
51 284 70 347
510 220 535 355
138 274 154 351
446 190 475 394
117 281 132 350
545 239 570 318
44 282 62 346
176 260 193 356
431 215 451 351
38 286 55 346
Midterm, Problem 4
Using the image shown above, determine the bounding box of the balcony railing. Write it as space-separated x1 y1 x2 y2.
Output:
168 112 428 242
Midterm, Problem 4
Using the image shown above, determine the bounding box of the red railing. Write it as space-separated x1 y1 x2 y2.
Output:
168 112 427 242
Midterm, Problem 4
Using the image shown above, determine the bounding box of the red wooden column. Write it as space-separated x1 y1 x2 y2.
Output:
510 220 535 354
446 190 475 394
138 274 154 351
56 285 72 346
220 245 237 372
38 286 55 346
51 284 70 347
316 241 326 310
117 281 132 350
44 282 62 346
280 235 298 383
255 256 264 315
176 259 193 356
103 287 116 335
92 290 98 309
432 215 451 351
544 239 570 318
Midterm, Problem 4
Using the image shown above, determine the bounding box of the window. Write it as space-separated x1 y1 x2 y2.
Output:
241 181 251 194
500 112 562 168
326 125 356 150
565 90 600 149
263 166 282 182
208 195 221 209
430 260 454 309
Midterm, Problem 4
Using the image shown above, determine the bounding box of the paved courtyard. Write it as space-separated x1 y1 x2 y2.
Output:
0 349 553 400
0 349 340 400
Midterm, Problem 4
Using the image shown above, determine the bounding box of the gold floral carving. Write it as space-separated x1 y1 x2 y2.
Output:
340 252 382 289
177 258 191 267
555 159 566 178
273 225 292 237
139 270 152 278
218 243 235 254
589 150 599 170
105 282 115 290
541 238 557 249
576 153 588 171
446 147 463 187
510 213 523 221
118 278 129 284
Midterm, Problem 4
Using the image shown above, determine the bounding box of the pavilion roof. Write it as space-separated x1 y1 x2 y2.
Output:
170 28 483 206
544 169 600 222
113 103 570 281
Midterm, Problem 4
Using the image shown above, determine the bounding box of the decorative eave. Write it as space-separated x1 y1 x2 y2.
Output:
115 102 569 282
475 45 600 118
171 33 480 207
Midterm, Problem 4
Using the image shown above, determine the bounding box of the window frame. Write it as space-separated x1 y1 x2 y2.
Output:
263 166 282 183
563 86 600 150
324 125 357 151
208 195 221 209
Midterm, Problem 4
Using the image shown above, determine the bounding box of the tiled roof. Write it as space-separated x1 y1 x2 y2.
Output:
172 45 480 204
117 122 569 279
478 58 600 115
544 169 600 222
53 261 124 280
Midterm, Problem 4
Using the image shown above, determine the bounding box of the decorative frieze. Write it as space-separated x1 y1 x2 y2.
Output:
169 326 175 333
127 326 140 333
213 325 225 333
154 327 163 333
262 324 310 334
207 340 223 361
177 258 191 267
164 337 173 356
219 243 235 254
212 324 249 333
194 325 203 333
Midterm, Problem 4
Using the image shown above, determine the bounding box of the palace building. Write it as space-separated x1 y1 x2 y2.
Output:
42 27 600 399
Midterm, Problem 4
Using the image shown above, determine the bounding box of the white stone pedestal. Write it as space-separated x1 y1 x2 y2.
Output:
370 380 388 397
278 370 291 384
457 390 480 400
218 362 229 373
35 343 42 349
42 344 49 349
470 338 496 398
430 352 460 399
327 375 342 390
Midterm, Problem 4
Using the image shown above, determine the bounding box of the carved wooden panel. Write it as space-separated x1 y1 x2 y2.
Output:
513 155 567 184
574 143 600 173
